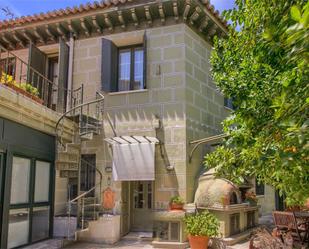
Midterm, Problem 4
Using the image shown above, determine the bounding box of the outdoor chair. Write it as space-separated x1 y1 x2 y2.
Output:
272 211 309 246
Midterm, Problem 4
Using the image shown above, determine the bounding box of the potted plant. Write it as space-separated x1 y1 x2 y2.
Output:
245 191 258 206
184 210 219 249
1 73 43 104
169 196 184 211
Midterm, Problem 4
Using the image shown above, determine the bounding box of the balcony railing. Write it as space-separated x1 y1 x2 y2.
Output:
0 45 71 113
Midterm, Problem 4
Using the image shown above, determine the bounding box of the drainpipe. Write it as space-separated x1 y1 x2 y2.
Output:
67 33 75 111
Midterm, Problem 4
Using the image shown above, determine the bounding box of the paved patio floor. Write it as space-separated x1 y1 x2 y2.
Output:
20 215 274 249
21 238 250 249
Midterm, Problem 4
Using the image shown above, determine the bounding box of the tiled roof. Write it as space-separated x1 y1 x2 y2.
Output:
0 0 228 30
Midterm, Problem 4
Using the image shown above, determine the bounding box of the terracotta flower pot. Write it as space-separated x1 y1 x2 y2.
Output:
4 83 43 105
169 203 184 211
188 235 210 249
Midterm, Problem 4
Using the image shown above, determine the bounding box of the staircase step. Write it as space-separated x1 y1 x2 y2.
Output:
60 170 78 178
82 197 97 203
57 151 79 162
56 161 78 171
80 132 94 141
66 143 80 149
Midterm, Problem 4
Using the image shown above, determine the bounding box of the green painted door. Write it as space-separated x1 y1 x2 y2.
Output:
131 181 154 232
0 153 4 241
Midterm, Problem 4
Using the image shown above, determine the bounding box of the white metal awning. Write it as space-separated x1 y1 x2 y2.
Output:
104 136 159 145
104 136 159 181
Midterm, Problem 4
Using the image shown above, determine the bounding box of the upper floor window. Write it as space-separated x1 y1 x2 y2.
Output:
101 33 147 93
118 46 144 91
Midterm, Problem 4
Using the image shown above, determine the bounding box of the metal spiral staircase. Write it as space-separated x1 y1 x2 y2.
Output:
55 87 105 237
0 44 105 240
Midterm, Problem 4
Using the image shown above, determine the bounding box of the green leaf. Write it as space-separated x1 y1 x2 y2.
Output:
291 6 301 21
301 9 309 27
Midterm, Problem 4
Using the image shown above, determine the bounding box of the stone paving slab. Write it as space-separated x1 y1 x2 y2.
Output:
64 240 154 249
21 239 63 249
21 239 251 249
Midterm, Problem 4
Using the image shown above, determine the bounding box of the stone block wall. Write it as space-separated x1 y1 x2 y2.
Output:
257 185 276 215
183 26 230 202
73 24 188 209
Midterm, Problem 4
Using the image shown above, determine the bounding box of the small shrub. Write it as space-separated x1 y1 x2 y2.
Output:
184 210 219 237
170 196 184 204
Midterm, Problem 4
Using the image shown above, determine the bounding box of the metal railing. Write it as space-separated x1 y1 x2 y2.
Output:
0 45 71 113
55 90 105 239
68 182 102 232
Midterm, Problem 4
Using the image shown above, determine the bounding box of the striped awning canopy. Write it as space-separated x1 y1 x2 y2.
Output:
104 136 159 145
104 136 159 181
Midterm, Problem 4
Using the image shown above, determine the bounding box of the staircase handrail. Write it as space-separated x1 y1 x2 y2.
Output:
56 91 105 237
70 182 101 204
55 94 104 147
0 45 55 87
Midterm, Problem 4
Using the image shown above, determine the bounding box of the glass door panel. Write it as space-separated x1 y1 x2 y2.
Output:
132 181 154 231
34 161 50 202
7 208 29 249
31 206 50 242
32 161 51 242
10 157 30 204
0 153 4 240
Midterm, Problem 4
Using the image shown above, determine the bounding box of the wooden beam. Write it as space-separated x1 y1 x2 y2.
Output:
144 6 152 26
117 11 126 29
67 20 79 38
104 14 113 31
92 15 103 33
131 8 139 27
190 6 202 25
56 23 67 40
0 34 14 50
207 25 217 40
21 29 35 43
199 16 209 32
32 28 45 44
12 31 26 48
183 0 191 21
45 25 57 42
80 17 91 37
172 1 179 21
158 4 165 23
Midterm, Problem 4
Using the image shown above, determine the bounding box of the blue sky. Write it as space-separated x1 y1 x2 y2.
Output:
0 0 235 20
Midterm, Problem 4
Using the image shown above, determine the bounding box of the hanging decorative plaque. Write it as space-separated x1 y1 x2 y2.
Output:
102 187 116 210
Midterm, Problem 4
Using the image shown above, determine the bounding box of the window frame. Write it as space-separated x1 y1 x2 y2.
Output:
255 179 265 196
224 97 234 110
117 44 145 92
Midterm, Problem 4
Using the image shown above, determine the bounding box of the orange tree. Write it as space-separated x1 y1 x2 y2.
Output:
205 0 309 205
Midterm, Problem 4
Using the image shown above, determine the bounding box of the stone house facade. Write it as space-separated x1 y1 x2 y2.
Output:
0 0 277 248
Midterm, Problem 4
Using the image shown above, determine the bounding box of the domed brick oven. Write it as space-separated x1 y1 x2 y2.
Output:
193 169 259 241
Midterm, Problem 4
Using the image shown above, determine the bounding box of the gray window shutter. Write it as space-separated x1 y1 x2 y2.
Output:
101 38 118 92
27 42 47 88
58 38 69 113
143 32 147 89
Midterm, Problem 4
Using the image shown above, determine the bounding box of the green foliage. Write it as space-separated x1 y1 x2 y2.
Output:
170 195 184 204
206 0 309 206
184 211 219 237
20 83 39 97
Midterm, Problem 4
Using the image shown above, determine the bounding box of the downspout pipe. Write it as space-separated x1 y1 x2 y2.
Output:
67 33 74 110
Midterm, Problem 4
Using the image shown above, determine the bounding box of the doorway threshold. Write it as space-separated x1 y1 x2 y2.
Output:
123 232 153 241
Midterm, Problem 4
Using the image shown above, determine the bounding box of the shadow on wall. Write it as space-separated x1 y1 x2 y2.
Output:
154 115 181 208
